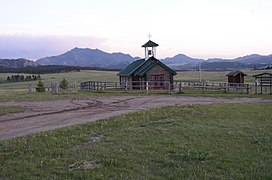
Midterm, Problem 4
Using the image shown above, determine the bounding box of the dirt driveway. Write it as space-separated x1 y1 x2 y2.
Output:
0 95 271 140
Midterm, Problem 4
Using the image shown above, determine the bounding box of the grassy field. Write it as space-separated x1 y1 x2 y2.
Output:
0 103 271 179
0 69 271 102
174 69 272 83
0 70 118 90
0 69 269 89
0 70 118 101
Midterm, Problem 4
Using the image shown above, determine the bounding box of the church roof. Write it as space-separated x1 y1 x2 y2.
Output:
118 56 176 77
141 40 159 47
117 59 145 76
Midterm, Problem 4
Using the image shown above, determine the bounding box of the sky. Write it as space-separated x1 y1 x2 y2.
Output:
0 0 272 60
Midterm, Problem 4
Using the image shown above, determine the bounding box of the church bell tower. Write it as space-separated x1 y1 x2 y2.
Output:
142 35 159 60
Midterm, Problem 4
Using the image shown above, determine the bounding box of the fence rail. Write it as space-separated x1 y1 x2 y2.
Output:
80 80 251 94
172 81 250 93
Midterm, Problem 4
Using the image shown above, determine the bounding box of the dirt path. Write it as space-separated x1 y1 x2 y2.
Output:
0 95 271 140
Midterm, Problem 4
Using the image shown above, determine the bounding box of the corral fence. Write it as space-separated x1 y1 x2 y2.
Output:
172 81 251 94
80 81 173 93
80 80 252 94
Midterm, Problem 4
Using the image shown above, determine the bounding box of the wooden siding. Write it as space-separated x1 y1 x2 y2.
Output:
227 73 245 84
146 64 173 81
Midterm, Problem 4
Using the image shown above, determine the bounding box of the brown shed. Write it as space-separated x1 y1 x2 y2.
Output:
226 70 247 84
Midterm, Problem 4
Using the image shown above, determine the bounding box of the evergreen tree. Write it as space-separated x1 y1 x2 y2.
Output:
20 75 25 81
36 80 46 92
15 75 20 81
59 78 69 91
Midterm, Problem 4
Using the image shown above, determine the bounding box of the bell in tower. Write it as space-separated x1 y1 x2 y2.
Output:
142 36 159 60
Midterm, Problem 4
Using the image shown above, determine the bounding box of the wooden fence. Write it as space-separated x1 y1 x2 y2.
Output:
80 81 173 93
80 80 251 94
172 81 250 94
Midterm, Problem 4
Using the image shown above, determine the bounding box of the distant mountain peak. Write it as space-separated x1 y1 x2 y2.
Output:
36 47 135 69
162 53 204 65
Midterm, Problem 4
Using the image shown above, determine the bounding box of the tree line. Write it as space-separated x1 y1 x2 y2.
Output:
0 65 80 74
0 65 120 74
7 74 41 82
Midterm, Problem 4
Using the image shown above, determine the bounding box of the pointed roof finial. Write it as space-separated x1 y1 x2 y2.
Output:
148 33 152 40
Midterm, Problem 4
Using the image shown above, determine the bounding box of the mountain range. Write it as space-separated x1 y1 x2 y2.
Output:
36 48 136 69
0 58 36 68
1 48 272 71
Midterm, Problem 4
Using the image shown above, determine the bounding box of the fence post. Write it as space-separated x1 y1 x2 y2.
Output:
146 81 149 93
246 84 249 94
50 82 54 93
179 81 182 93
73 82 77 93
168 81 171 94
125 81 128 91
254 82 257 94
28 84 33 93
55 82 59 93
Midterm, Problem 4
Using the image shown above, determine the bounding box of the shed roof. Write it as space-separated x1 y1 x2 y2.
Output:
117 59 145 76
226 70 247 77
253 72 272 78
141 40 159 47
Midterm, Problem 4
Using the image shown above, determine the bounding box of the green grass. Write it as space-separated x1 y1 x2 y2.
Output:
0 106 25 116
179 91 272 98
0 70 119 101
1 89 271 102
1 103 272 179
0 69 271 102
0 70 118 92
175 69 272 83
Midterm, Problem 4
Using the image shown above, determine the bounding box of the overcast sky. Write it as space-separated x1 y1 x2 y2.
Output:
0 0 272 60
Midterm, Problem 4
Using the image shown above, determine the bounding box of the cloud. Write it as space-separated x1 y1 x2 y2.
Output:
0 35 106 60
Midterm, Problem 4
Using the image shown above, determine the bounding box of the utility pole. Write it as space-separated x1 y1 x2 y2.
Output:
199 62 202 82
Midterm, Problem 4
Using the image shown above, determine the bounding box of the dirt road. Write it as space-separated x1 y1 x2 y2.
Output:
0 95 271 140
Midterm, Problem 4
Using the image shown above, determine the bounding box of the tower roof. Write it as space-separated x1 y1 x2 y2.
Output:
141 40 159 47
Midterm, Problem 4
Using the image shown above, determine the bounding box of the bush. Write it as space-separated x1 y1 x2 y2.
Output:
36 80 46 92
59 78 69 91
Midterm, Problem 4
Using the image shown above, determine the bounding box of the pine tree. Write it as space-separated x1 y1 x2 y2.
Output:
59 78 69 91
36 80 46 92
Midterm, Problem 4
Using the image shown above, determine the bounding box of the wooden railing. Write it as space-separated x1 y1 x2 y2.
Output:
80 80 251 94
172 81 250 94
